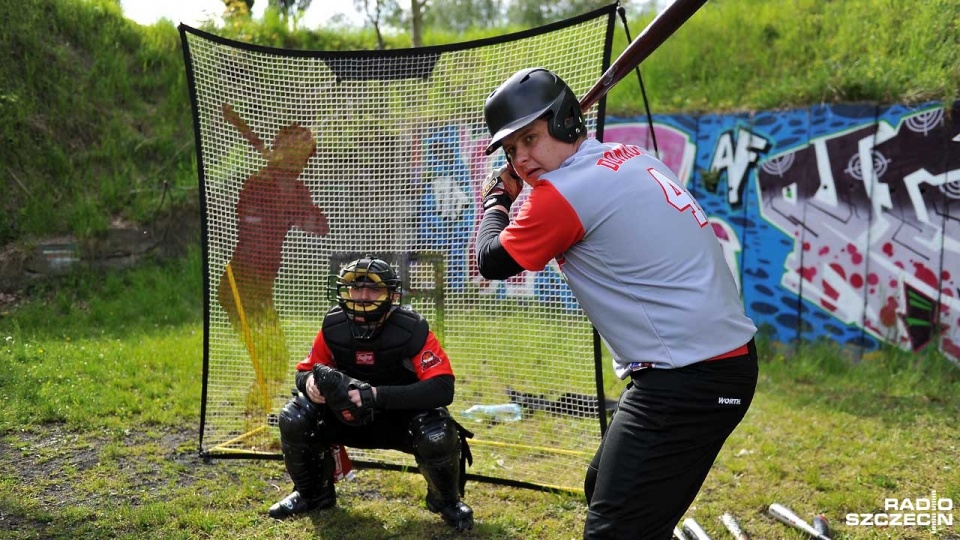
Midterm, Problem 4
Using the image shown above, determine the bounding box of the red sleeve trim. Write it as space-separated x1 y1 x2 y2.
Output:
295 331 335 371
412 332 455 380
500 181 584 271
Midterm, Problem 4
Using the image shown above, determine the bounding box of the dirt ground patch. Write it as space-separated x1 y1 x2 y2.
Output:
0 424 235 529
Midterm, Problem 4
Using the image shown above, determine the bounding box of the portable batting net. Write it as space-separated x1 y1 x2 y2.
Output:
180 4 617 492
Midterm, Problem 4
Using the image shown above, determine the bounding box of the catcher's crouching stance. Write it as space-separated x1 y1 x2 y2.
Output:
269 257 475 532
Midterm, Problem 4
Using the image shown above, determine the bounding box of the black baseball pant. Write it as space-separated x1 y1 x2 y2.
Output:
583 341 758 540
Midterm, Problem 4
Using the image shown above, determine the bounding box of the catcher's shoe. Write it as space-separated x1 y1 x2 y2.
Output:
426 494 474 532
268 484 336 519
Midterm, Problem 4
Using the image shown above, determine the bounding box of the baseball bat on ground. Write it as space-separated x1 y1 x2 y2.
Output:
681 517 714 540
813 514 831 538
768 503 831 540
578 0 708 112
720 512 750 540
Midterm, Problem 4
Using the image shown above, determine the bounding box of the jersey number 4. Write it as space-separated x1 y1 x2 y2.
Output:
648 167 707 227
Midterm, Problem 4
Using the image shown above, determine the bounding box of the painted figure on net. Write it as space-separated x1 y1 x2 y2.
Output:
216 104 330 411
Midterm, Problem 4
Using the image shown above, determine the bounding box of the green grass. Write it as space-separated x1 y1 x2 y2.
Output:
1 254 958 539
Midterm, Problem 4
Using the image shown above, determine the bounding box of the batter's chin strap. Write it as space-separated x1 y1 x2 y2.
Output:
453 420 474 496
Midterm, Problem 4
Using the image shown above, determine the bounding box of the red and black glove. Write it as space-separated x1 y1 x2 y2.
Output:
312 364 376 426
480 164 521 212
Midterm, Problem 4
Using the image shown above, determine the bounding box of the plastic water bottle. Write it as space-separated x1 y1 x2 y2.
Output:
461 403 522 422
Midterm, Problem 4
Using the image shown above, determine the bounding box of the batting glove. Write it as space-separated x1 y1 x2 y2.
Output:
481 164 521 212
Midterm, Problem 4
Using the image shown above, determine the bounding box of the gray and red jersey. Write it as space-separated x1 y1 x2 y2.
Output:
498 138 756 377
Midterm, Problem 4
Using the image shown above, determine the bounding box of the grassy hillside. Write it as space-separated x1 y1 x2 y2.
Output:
608 0 960 114
1 0 958 244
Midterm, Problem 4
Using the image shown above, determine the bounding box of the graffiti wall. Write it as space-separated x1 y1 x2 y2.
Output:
417 101 960 364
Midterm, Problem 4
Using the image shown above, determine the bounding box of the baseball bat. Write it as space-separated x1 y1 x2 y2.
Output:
813 514 831 538
681 517 714 540
768 503 831 540
720 512 750 540
222 102 269 157
579 0 708 112
224 262 271 410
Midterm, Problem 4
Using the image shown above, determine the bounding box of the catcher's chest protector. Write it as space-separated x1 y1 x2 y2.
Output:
322 307 428 386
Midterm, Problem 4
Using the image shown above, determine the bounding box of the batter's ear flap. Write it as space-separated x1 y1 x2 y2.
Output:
550 92 585 143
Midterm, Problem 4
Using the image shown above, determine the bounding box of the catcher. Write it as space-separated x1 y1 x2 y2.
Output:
269 256 474 532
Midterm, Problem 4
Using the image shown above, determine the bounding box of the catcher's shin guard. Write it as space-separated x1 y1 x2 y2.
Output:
270 392 336 518
411 410 474 531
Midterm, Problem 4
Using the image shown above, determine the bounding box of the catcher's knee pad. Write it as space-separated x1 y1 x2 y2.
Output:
278 392 326 447
409 409 460 461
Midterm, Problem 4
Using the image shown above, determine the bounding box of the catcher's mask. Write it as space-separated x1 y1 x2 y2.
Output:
330 257 402 340
483 67 585 156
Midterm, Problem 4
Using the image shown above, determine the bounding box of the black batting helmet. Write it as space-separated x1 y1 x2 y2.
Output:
330 257 402 339
483 67 585 155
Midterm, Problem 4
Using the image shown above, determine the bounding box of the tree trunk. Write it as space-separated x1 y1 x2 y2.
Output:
410 0 423 48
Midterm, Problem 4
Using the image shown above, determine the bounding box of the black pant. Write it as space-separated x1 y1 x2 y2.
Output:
320 408 422 453
583 343 758 540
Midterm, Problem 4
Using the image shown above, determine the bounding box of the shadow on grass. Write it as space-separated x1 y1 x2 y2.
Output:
304 506 521 540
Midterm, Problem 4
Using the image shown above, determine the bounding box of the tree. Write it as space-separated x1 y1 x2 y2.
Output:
505 0 616 27
410 0 426 47
270 0 314 18
422 0 503 33
224 0 255 18
354 0 400 49
348 0 643 47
